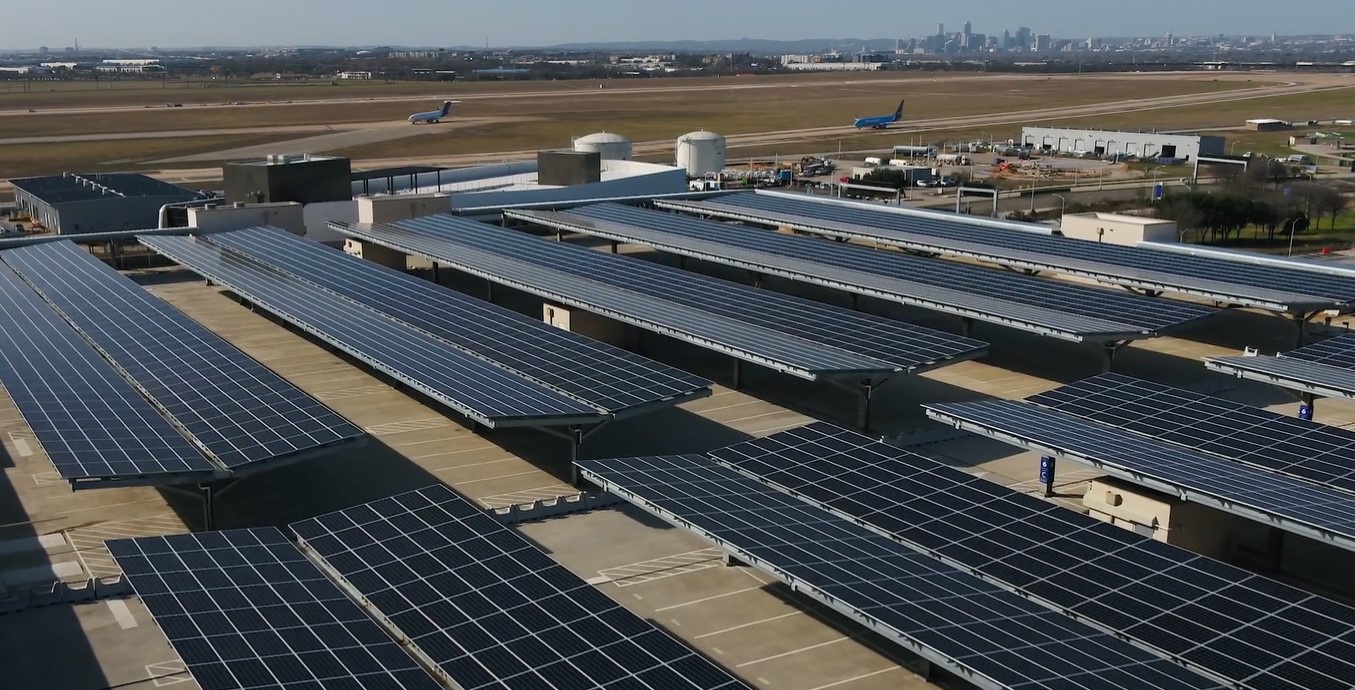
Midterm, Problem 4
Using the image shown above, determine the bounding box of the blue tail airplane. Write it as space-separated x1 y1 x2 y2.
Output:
409 100 457 124
853 99 905 129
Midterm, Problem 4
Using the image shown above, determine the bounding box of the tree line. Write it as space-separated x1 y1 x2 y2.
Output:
1153 159 1350 243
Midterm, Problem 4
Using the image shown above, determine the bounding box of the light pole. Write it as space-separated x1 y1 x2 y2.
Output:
1230 141 1240 155
1286 218 1300 257
1053 193 1067 217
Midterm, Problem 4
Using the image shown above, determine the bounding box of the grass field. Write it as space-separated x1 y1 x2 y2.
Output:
323 77 1254 160
0 134 299 178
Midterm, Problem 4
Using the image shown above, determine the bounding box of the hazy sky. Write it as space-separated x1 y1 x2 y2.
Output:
6 0 1351 49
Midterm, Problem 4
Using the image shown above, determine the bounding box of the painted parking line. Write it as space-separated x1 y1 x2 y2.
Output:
596 548 725 587
653 585 764 613
735 637 849 668
695 610 805 639
806 666 908 690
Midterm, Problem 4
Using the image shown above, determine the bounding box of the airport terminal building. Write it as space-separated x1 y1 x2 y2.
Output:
1021 126 1225 160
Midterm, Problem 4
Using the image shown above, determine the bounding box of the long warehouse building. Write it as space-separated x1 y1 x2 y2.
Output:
1020 126 1225 160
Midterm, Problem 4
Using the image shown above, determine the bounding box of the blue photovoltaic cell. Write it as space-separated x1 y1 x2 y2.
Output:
1 241 362 469
202 227 710 415
0 262 211 481
140 234 604 428
109 528 442 690
291 485 748 690
709 421 1355 690
577 454 1224 690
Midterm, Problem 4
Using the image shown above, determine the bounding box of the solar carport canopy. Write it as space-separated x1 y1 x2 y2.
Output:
331 216 987 380
201 227 710 418
0 263 216 485
1208 332 1355 401
658 192 1352 313
141 234 606 429
514 203 1216 342
577 455 1226 690
924 399 1355 553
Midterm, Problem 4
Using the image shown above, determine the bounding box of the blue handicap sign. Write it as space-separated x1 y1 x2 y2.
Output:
1039 456 1056 485
1299 404 1313 421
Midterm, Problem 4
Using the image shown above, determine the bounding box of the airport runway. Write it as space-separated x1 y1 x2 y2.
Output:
0 70 1330 119
137 75 1352 180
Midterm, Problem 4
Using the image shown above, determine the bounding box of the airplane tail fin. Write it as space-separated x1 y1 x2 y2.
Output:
440 100 453 116
894 99 905 120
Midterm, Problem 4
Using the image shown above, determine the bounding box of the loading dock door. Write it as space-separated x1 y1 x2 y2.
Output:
1161 144 1178 159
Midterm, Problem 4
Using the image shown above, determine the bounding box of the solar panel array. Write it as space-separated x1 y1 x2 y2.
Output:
577 454 1225 690
2 241 362 469
334 217 985 379
1029 373 1355 493
107 528 443 690
661 192 1355 311
0 263 213 482
140 234 605 428
201 227 710 416
394 215 986 374
1282 332 1355 368
709 422 1355 690
1207 354 1355 400
528 203 1217 341
291 484 747 690
924 399 1355 549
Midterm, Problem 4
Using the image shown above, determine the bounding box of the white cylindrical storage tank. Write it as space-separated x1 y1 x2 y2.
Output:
676 130 726 177
573 132 632 161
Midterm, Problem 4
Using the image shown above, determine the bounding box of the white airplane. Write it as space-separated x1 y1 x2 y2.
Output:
408 100 458 124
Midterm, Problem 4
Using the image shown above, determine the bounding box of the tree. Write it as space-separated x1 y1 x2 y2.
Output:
1309 187 1351 231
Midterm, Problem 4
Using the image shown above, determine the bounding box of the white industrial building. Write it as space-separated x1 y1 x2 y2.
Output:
1060 212 1178 246
1021 127 1225 160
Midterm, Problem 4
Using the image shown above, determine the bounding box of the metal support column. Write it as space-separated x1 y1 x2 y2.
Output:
1292 312 1315 348
731 360 742 390
1299 392 1316 421
569 426 584 464
1266 527 1286 574
752 273 764 289
555 229 563 242
610 240 618 254
431 262 440 283
677 256 687 270
849 293 859 311
486 280 495 303
857 380 875 430
959 317 973 338
199 483 215 531
1101 341 1127 373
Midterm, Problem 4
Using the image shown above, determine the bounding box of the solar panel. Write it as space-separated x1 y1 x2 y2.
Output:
576 455 1224 690
1029 373 1355 493
659 192 1353 311
0 263 213 483
333 220 908 380
924 399 1355 552
291 484 748 690
1 241 363 469
108 528 443 690
1206 355 1355 401
709 421 1355 690
516 204 1217 342
1283 332 1355 368
139 235 605 428
392 214 987 373
202 228 710 416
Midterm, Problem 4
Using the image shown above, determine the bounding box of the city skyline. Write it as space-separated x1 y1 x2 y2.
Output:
3 0 1352 50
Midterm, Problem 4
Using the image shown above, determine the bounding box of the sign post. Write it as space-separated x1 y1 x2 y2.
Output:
1039 456 1057 497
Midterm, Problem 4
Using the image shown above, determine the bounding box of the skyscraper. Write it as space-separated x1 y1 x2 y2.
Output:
1015 27 1032 50
963 21 972 37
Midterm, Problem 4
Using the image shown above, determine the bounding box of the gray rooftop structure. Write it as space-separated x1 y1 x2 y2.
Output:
9 172 206 235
